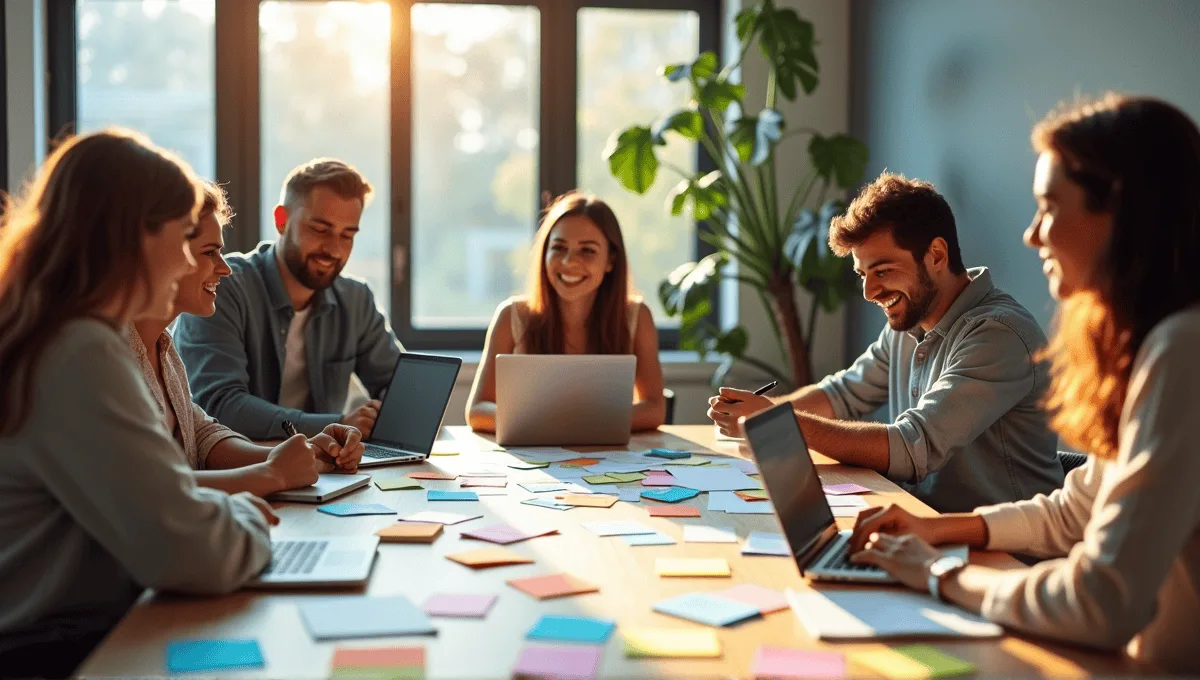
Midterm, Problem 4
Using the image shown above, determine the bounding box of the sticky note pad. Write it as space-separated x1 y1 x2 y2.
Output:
742 531 791 557
513 644 602 680
824 482 872 495
684 525 737 543
558 494 617 508
617 488 643 503
605 472 647 483
299 596 435 640
446 547 533 569
459 476 507 488
655 557 731 577
376 523 443 544
647 448 691 459
526 615 616 643
895 645 977 677
427 490 478 501
166 639 264 674
520 482 570 493
652 592 760 627
641 487 700 503
648 505 700 517
715 584 790 614
407 471 457 480
582 474 622 484
641 474 678 487
401 511 481 525
318 503 396 517
522 498 574 511
751 647 845 679
460 524 557 545
331 646 424 680
421 593 497 618
508 573 598 599
849 648 938 679
623 628 721 658
736 489 769 501
583 521 655 537
375 477 423 491
624 532 677 546
560 457 601 467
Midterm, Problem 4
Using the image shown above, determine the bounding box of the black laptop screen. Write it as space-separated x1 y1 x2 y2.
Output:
743 403 835 557
370 354 460 453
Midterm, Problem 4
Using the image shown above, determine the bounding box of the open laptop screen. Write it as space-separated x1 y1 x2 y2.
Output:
744 403 835 557
370 354 460 453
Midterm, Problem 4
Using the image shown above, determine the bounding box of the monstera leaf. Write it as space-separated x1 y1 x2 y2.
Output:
785 199 855 312
652 109 705 143
604 126 658 194
667 171 728 220
736 0 818 99
809 134 869 189
726 109 784 165
659 253 726 318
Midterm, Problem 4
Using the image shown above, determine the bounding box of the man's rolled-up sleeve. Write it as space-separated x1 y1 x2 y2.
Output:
818 326 892 420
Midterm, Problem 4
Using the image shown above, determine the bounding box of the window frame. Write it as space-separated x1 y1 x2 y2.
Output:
47 0 722 351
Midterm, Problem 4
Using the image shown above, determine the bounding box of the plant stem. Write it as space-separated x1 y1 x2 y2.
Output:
707 109 770 256
804 293 820 380
784 168 820 228
661 161 695 179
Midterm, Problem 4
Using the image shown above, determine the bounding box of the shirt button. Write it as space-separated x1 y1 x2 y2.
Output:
911 386 919 398
915 352 926 362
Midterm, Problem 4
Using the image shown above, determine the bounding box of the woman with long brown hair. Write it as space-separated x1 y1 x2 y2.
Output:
467 191 665 432
0 130 275 677
842 94 1200 672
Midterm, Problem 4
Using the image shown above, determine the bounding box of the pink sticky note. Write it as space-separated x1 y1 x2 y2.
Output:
717 584 790 614
642 473 677 487
513 644 602 680
461 524 557 545
822 483 871 496
421 593 497 618
751 647 845 679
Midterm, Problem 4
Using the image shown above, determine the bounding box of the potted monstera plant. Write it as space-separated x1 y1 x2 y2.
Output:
604 0 868 387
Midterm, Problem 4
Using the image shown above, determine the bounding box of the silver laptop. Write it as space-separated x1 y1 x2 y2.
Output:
268 473 371 503
359 352 462 467
248 536 379 588
743 404 966 583
495 354 635 446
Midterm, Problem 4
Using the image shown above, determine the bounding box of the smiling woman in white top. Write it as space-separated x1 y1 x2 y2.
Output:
127 181 364 497
846 94 1200 673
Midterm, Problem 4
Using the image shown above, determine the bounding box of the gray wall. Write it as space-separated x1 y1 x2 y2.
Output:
847 0 1200 354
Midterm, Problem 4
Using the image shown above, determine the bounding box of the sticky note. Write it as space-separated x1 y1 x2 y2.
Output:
641 487 700 503
376 523 443 544
652 592 760 627
513 644 602 679
401 511 481 525
507 573 598 599
824 482 872 495
166 639 264 673
751 647 844 679
421 593 496 618
521 498 574 511
560 457 601 467
582 474 622 484
582 521 655 537
662 457 712 466
604 472 647 483
665 467 758 491
849 648 938 679
736 489 769 501
624 532 676 546
427 490 478 501
557 494 617 508
647 448 691 459
715 584 790 614
299 596 435 640
648 505 700 517
407 471 457 480
331 646 424 680
446 547 534 569
617 488 643 503
641 473 678 487
684 525 737 543
655 557 731 577
742 531 791 557
459 477 506 488
520 482 570 493
526 615 615 643
318 503 395 517
622 628 721 658
895 645 977 677
374 477 423 491
508 461 550 470
460 524 557 545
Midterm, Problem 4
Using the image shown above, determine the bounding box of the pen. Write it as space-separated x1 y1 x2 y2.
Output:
282 420 298 437
753 380 778 396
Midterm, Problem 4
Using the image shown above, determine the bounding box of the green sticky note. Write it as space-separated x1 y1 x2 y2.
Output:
604 472 647 483
508 461 550 470
582 474 622 484
895 645 976 677
664 457 711 466
375 478 423 491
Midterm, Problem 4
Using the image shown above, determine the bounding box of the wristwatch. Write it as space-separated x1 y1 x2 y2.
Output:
927 555 967 602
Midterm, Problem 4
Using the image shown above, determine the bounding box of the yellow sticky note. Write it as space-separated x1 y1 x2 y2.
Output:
850 648 935 679
430 441 460 456
623 627 721 658
655 557 731 577
374 477 423 491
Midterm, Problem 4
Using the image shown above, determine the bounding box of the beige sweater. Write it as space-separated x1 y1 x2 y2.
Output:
976 306 1200 673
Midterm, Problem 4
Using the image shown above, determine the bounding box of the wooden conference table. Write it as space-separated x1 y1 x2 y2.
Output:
79 425 1131 678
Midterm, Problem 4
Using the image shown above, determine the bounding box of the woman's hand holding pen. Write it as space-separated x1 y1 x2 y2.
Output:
264 433 321 492
706 381 778 437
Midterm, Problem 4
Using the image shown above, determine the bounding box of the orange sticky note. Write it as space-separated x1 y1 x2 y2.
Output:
376 523 443 544
736 489 769 501
507 573 599 599
560 458 601 468
408 471 457 480
446 547 534 569
556 494 618 508
655 557 731 577
648 505 701 517
332 646 424 669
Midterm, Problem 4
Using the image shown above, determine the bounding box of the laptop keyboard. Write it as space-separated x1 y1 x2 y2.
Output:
363 443 419 461
263 540 327 576
820 538 882 574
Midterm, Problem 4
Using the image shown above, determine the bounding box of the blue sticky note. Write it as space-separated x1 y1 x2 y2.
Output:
617 488 643 503
641 486 700 503
742 531 791 556
653 593 761 627
526 615 616 643
522 498 574 511
317 503 396 517
647 448 691 460
428 490 478 501
624 532 676 546
166 639 264 673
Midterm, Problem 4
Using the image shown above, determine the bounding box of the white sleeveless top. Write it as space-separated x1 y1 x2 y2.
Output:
508 295 641 353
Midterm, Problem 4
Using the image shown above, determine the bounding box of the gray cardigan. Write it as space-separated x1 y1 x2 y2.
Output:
0 320 271 644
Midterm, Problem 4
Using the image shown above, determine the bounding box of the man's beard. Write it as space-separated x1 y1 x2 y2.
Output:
888 263 938 332
282 241 343 291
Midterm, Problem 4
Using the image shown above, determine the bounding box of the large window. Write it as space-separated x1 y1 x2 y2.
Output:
53 0 719 348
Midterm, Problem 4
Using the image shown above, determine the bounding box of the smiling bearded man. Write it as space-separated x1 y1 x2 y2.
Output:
708 172 1064 513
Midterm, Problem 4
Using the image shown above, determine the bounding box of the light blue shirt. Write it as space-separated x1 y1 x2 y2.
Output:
818 268 1063 512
